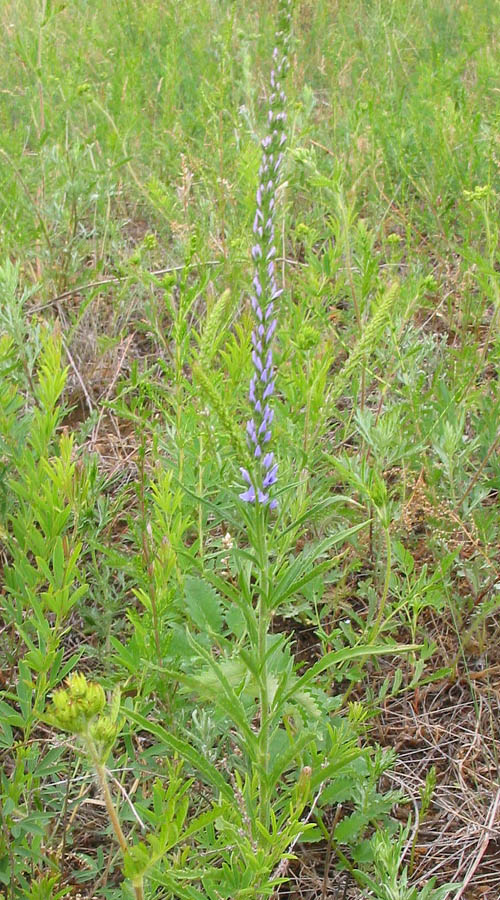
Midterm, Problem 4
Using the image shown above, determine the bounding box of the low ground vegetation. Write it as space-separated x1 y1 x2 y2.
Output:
0 1 499 898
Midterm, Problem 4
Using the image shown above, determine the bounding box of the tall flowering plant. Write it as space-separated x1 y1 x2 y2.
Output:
240 0 292 509
41 5 422 899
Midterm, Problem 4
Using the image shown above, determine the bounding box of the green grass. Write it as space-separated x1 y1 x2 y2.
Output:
0 1 499 898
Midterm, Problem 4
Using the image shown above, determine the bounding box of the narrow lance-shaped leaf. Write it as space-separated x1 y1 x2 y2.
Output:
278 643 419 709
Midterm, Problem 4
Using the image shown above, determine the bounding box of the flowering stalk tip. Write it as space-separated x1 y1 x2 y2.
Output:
240 0 292 510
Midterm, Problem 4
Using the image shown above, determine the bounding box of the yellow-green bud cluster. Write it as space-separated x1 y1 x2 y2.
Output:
89 715 118 746
50 672 106 734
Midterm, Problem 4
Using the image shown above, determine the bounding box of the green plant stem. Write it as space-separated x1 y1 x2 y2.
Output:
369 525 392 642
138 445 162 661
175 328 185 481
133 880 145 900
94 761 129 855
198 431 204 564
93 757 144 900
255 507 271 831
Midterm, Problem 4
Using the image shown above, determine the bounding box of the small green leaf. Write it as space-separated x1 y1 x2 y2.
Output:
33 746 65 777
334 811 368 843
184 576 223 634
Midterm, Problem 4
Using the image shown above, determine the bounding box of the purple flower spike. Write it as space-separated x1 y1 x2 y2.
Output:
240 0 291 510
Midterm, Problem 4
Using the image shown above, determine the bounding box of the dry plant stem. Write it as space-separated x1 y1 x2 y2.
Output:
108 773 145 831
60 334 94 415
453 788 500 900
90 332 135 447
342 525 391 706
29 260 223 313
321 803 343 900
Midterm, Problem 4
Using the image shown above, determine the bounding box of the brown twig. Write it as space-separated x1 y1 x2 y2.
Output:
28 261 223 314
321 803 343 900
90 333 135 447
453 788 500 900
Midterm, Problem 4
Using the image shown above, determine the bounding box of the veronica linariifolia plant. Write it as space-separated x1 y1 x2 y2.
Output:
45 4 416 898
125 3 416 895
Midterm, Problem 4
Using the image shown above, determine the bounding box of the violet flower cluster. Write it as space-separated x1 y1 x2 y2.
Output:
240 0 292 509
